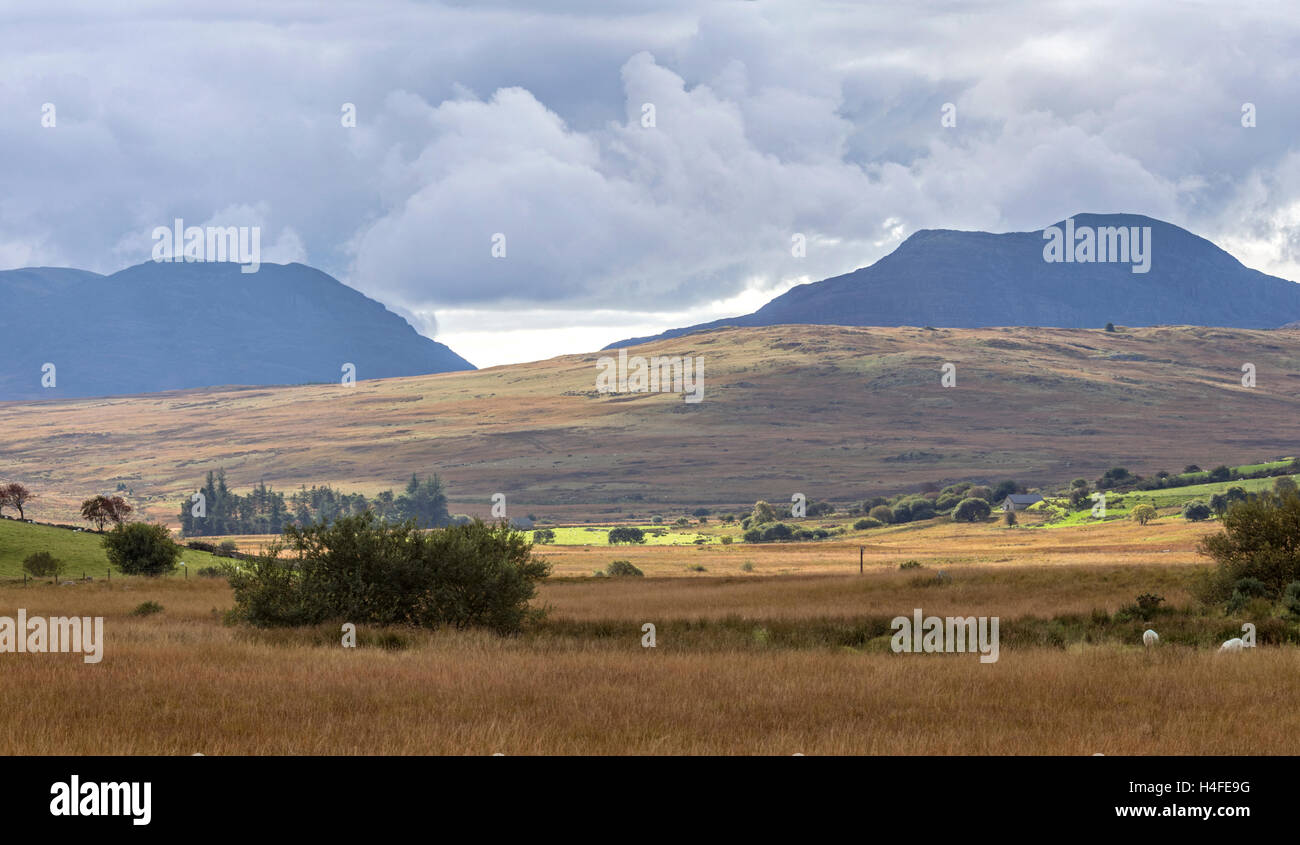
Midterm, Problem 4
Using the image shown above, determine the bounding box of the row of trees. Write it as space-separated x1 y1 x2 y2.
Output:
178 470 451 536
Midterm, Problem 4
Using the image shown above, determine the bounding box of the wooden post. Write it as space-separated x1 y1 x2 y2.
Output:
859 546 864 574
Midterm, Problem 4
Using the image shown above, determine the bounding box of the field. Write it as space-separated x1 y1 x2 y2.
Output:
4 325 1300 527
3 513 1299 755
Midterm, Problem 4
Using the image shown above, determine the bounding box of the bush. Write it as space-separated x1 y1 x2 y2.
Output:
899 559 922 570
854 517 882 530
1197 493 1300 603
953 497 992 522
22 551 63 578
1004 510 1017 526
605 560 644 577
130 601 163 617
197 566 226 578
103 522 182 576
532 528 556 544
608 526 646 545
1131 503 1157 525
868 505 893 524
187 540 217 553
1135 593 1165 614
762 522 794 542
1284 582 1300 618
750 501 777 525
740 561 754 572
742 528 763 543
720 535 733 545
1181 501 1212 521
217 540 239 557
228 513 549 635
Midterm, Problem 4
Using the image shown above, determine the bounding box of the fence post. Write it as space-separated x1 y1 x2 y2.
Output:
859 546 864 574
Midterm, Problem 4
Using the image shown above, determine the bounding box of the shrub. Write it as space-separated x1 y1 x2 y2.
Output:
1135 593 1165 614
187 540 217 553
742 528 763 542
750 501 777 525
1284 581 1300 618
1130 504 1157 525
1004 510 1017 526
739 561 754 572
868 505 893 524
197 566 226 578
217 540 240 557
720 535 733 545
761 522 794 542
1197 493 1300 603
228 513 549 634
103 522 182 576
899 559 922 570
953 497 992 522
608 526 646 545
22 551 63 578
130 601 164 617
605 560 643 577
1274 476 1299 498
532 528 556 544
891 503 912 523
853 517 881 530
1182 501 1212 521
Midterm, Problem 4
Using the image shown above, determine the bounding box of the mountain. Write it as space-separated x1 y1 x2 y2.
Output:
2 324 1297 524
0 261 474 400
607 213 1300 348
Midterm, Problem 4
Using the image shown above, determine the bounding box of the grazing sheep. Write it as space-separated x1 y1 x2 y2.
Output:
1219 637 1245 653
1142 629 1158 647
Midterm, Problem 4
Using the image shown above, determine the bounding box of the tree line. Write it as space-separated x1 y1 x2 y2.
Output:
178 469 451 536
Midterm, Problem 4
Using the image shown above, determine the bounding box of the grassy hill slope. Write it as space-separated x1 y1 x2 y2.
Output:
3 324 1300 525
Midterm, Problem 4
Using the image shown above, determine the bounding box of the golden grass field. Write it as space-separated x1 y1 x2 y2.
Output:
3 325 1300 526
3 517 1298 755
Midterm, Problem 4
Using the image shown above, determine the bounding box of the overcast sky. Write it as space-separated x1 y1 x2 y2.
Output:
4 0 1300 366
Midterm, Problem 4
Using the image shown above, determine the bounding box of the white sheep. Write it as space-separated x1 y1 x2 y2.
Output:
1219 637 1245 653
1142 629 1158 647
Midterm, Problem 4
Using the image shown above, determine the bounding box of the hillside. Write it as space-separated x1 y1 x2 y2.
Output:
2 324 1299 526
608 214 1300 348
0 261 474 400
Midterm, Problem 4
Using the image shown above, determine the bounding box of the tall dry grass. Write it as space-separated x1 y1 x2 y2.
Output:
0 570 1295 755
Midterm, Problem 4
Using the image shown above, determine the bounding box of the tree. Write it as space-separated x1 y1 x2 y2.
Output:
1105 322 1116 332
0 483 33 520
605 560 644 577
1274 476 1299 499
1003 510 1017 526
228 513 549 634
1131 503 1157 526
868 505 893 524
608 526 646 545
953 497 992 522
1197 492 1300 602
81 495 132 531
750 500 777 525
1182 501 1212 522
532 528 556 544
103 522 182 576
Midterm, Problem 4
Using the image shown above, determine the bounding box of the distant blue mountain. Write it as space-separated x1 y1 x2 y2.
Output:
0 261 474 400
606 213 1300 348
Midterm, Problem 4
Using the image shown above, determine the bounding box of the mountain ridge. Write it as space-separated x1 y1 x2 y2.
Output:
0 260 474 400
606 213 1300 349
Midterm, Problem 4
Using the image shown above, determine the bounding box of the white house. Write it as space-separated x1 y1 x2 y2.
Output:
999 494 1043 512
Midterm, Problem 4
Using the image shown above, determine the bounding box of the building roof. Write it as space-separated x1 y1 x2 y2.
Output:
1002 494 1043 504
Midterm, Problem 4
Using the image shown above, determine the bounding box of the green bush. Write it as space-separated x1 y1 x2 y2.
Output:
608 526 646 545
103 522 182 576
532 528 556 544
1182 501 1212 521
1284 581 1300 618
130 601 163 617
853 517 882 530
953 497 992 522
22 551 64 578
720 536 734 545
605 560 643 577
228 513 550 634
1197 493 1300 603
868 505 893 523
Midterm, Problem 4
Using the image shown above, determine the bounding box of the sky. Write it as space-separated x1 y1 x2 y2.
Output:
3 0 1300 367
